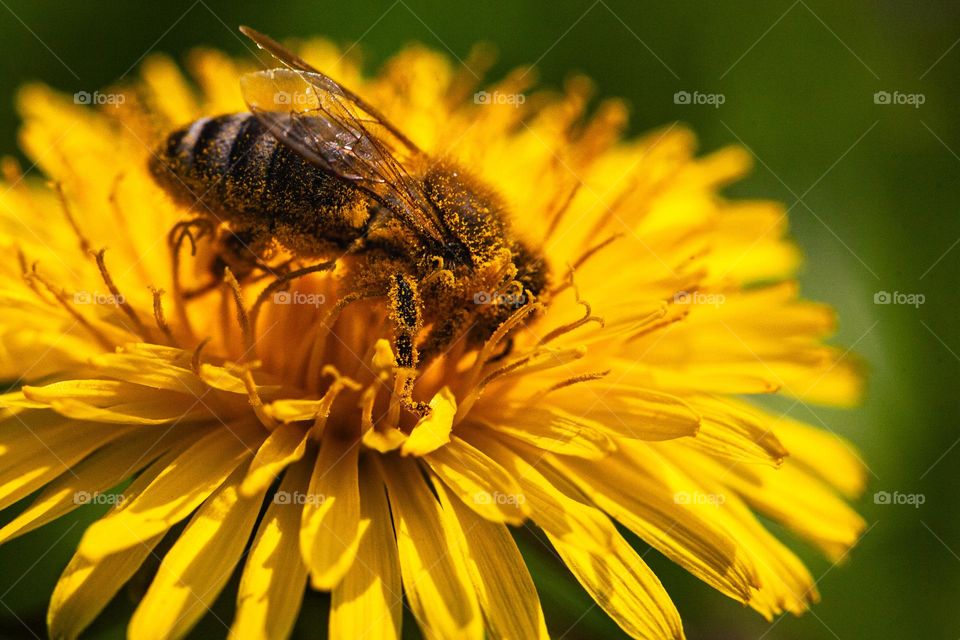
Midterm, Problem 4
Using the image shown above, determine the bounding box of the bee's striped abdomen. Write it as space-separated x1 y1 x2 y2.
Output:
150 113 373 254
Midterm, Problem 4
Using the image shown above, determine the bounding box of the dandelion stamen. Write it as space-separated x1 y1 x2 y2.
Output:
28 264 114 350
531 369 610 400
91 248 147 338
305 292 363 391
625 309 689 343
223 267 253 357
248 260 335 335
15 246 45 299
148 286 176 345
230 362 278 431
359 384 377 434
307 366 362 441
544 179 581 240
459 345 588 420
537 298 604 346
466 301 542 385
476 355 532 390
191 336 212 375
51 182 91 255
572 232 623 271
167 218 216 338
549 233 622 298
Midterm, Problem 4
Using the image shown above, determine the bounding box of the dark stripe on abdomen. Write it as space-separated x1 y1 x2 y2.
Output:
150 112 373 251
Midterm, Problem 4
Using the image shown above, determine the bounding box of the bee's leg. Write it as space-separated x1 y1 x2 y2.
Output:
169 218 220 300
182 279 222 300
387 273 431 417
168 217 216 251
218 228 272 281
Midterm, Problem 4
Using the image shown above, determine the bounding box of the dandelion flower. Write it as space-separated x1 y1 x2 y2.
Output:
0 32 866 640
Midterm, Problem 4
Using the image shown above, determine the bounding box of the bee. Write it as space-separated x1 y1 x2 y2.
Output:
149 27 548 415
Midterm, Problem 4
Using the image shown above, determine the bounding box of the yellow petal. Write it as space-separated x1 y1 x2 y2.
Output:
89 352 206 396
685 396 788 466
553 445 758 604
400 386 456 456
550 528 685 640
647 444 819 618
77 420 263 561
22 379 150 402
378 456 482 640
230 458 311 640
467 430 613 553
619 362 781 396
330 459 403 640
198 362 282 396
0 327 98 382
0 412 133 511
191 50 244 114
119 342 191 363
712 491 818 618
300 428 370 590
141 54 199 123
689 448 866 560
45 397 208 425
129 464 268 640
48 449 180 639
362 425 408 453
484 406 615 459
0 425 200 544
239 421 310 498
426 436 530 525
265 398 330 422
0 389 46 411
434 480 548 640
772 413 866 497
552 385 701 442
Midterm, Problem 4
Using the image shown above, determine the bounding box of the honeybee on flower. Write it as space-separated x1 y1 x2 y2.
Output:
0 26 865 640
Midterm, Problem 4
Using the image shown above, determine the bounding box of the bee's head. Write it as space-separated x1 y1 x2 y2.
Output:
421 160 507 268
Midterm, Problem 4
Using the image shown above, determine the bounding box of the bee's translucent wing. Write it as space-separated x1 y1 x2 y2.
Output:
240 26 419 151
239 28 448 247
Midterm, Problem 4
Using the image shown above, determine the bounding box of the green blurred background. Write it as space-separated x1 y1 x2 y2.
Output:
0 1 956 638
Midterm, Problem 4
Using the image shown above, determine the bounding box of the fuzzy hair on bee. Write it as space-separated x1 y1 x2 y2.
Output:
149 26 549 416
